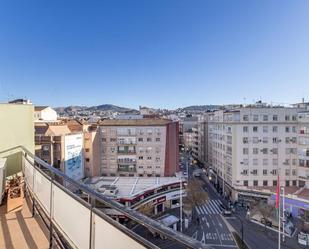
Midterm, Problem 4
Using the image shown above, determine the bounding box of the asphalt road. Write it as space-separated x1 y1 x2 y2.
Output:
181 154 237 249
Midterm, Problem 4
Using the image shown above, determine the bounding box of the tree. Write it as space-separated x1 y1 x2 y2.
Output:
251 200 276 231
184 179 208 219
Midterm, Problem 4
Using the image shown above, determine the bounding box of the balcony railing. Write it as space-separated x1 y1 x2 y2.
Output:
1 146 211 249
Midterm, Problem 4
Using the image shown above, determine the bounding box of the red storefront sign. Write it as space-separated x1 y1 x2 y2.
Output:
153 196 166 205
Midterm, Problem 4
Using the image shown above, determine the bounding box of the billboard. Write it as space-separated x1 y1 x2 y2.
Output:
64 134 84 181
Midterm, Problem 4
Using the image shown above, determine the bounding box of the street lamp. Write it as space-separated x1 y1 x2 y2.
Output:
179 178 187 233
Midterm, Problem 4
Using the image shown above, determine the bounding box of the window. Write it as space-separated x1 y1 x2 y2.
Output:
242 170 248 175
253 148 259 154
252 169 258 175
85 148 90 152
243 115 249 121
263 126 268 133
262 137 268 143
243 126 248 132
285 127 290 133
147 156 152 160
102 138 106 142
138 156 143 160
262 148 268 154
273 180 277 186
147 138 152 142
273 115 278 121
272 169 277 175
263 159 268 166
285 137 290 143
292 180 297 186
273 126 278 133
86 158 90 162
292 126 297 133
243 148 249 155
138 138 143 142
253 159 258 165
263 180 268 186
253 126 258 132
273 159 278 165
285 115 290 121
273 137 278 143
110 138 116 142
243 158 249 165
243 180 248 186
292 115 297 121
243 137 248 144
155 138 160 142
286 181 290 187
253 180 258 186
263 115 268 121
253 115 259 121
292 159 297 165
285 169 290 176
252 137 260 143
263 169 268 175
292 169 296 176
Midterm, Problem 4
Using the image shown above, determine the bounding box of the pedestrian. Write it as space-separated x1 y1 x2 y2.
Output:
196 217 200 225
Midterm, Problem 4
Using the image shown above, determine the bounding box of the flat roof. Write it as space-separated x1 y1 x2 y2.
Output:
98 118 172 126
84 176 182 198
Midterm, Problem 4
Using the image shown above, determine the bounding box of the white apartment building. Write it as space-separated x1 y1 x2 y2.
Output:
34 106 58 121
298 111 309 187
207 106 305 200
98 119 179 177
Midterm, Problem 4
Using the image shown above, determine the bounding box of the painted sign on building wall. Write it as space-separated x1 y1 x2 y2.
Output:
64 134 84 181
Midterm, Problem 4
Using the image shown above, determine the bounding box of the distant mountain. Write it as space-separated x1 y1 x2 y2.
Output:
181 105 221 112
54 104 138 114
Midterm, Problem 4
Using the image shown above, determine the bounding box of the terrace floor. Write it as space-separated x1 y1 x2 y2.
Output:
0 196 50 249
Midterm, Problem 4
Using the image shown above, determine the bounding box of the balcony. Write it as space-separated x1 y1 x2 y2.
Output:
1 146 210 249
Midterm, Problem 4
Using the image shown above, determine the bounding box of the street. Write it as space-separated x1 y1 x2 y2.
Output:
181 154 237 249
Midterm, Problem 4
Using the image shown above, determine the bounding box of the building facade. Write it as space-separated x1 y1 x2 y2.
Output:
98 119 179 177
207 106 305 200
34 106 58 121
298 111 309 187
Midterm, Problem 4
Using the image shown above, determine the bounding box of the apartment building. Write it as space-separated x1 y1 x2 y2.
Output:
197 114 210 165
298 111 309 187
207 106 305 200
98 119 179 177
34 106 57 121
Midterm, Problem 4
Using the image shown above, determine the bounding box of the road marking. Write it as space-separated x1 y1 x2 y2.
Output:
215 227 223 245
192 230 198 240
207 201 216 214
196 206 201 215
205 204 211 214
209 200 220 213
204 216 210 228
202 205 209 215
201 231 205 243
215 215 223 228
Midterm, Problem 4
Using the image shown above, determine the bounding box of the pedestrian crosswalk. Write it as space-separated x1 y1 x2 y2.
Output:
196 199 224 215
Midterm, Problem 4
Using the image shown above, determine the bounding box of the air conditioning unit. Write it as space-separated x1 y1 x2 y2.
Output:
0 158 7 205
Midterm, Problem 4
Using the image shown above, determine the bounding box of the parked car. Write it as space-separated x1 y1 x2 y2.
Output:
223 209 232 216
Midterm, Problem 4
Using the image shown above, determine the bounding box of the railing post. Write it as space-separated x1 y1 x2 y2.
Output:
89 197 95 249
49 173 54 249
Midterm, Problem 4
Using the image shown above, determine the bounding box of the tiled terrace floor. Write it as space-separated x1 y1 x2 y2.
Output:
0 196 50 249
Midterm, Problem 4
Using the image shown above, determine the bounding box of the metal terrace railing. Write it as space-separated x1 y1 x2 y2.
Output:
1 146 213 249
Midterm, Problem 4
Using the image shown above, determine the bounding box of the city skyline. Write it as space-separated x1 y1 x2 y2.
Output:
0 0 309 109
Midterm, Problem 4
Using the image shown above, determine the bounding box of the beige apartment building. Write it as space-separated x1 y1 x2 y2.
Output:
298 111 309 187
206 105 306 200
98 119 179 177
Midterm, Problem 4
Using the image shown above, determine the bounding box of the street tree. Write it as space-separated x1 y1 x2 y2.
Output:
251 200 276 231
185 179 208 219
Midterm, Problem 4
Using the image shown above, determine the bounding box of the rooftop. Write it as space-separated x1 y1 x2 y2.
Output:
84 176 182 199
34 106 49 111
98 118 172 126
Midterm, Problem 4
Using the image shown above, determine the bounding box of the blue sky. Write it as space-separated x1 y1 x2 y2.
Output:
0 0 308 109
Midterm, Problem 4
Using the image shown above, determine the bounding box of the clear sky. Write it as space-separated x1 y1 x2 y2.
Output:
0 0 308 109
